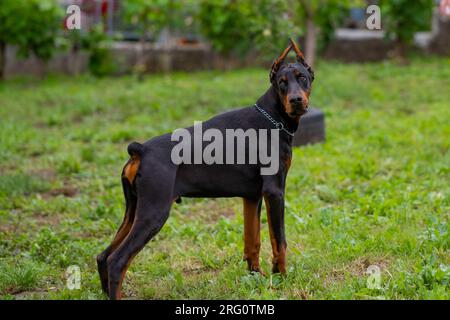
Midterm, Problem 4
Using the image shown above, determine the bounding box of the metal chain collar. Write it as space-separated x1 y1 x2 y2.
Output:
254 103 295 137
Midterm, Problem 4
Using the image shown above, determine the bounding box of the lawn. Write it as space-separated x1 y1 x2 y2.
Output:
0 57 449 300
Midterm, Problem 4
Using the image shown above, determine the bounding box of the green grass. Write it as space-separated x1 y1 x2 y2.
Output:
0 57 449 299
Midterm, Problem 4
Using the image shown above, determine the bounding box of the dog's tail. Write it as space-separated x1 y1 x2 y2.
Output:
127 141 144 158
120 142 143 228
123 141 143 185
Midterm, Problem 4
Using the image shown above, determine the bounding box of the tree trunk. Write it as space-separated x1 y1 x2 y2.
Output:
389 19 410 65
159 28 172 73
136 32 147 81
305 15 318 68
300 0 317 68
69 43 81 75
136 12 149 81
393 38 409 65
0 42 6 80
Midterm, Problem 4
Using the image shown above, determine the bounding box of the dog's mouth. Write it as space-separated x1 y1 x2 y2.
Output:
289 105 308 117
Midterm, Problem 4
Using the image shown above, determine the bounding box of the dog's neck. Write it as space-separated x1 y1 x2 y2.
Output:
256 85 300 135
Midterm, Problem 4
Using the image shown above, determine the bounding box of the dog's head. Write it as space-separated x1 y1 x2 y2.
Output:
269 38 315 118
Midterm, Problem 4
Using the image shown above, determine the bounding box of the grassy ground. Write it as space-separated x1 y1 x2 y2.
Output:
0 57 449 300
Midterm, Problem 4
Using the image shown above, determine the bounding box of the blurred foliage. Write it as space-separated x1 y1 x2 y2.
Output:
197 0 297 57
380 0 433 44
85 36 116 77
294 0 364 52
0 0 438 79
0 0 62 60
123 0 193 40
65 26 118 77
196 0 366 58
122 0 194 77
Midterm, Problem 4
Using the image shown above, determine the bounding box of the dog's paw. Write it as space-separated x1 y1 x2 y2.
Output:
250 267 266 277
271 262 286 274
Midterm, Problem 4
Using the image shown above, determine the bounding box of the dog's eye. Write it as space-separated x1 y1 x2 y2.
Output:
298 75 307 84
278 79 287 89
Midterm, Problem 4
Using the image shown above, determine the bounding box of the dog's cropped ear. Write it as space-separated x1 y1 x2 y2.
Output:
289 38 305 62
290 38 315 82
269 43 292 83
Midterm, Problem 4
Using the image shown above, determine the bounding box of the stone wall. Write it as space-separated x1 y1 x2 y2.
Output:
4 46 89 78
3 42 267 78
323 29 395 63
324 11 449 63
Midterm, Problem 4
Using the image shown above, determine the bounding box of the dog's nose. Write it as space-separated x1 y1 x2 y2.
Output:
289 96 302 105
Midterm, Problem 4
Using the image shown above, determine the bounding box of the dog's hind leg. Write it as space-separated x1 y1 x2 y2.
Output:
96 177 136 294
243 197 263 273
106 193 171 300
107 156 175 300
97 147 142 295
264 192 286 274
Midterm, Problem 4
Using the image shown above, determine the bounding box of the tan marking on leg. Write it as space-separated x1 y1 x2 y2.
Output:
264 196 286 274
243 198 262 273
277 243 287 274
264 198 278 258
114 251 138 300
110 215 133 252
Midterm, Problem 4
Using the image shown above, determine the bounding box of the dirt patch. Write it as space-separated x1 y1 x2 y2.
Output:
0 209 62 234
42 186 78 199
31 213 61 227
13 289 50 300
28 168 79 199
182 263 221 276
290 288 310 300
327 256 391 284
29 168 57 182
0 221 16 233
0 163 20 173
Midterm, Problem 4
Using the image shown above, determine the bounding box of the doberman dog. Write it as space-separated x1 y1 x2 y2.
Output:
97 38 314 299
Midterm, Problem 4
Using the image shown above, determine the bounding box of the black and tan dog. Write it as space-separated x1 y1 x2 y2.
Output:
97 39 314 300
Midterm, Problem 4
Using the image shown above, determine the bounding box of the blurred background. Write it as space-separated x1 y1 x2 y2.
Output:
0 0 448 78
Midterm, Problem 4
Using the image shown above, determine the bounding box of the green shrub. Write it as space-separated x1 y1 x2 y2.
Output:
380 0 433 59
0 0 62 79
197 0 295 57
67 26 117 77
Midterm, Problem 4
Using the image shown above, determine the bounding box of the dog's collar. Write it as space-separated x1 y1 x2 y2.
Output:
254 103 295 137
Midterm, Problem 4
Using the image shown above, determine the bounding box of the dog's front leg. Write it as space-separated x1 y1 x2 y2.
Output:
243 197 263 273
263 191 286 274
